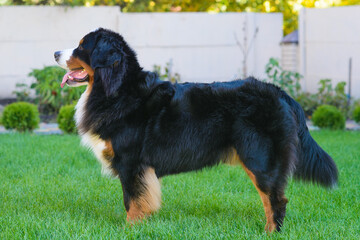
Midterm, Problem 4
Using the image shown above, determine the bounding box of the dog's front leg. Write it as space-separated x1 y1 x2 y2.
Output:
118 166 162 222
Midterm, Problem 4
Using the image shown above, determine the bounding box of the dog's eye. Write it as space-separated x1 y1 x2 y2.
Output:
78 45 84 50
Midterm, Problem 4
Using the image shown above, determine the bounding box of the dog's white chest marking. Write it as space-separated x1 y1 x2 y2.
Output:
75 88 114 176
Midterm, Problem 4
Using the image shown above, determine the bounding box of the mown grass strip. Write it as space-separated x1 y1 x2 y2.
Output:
0 131 359 239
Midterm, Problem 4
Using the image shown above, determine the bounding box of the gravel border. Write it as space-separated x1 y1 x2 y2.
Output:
0 121 359 135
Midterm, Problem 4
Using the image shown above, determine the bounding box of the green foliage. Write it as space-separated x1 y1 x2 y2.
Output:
153 60 181 83
265 57 302 98
312 105 345 130
57 103 77 134
28 66 85 114
353 105 360 123
12 83 33 102
295 92 318 118
317 79 348 112
1 102 40 132
295 79 349 118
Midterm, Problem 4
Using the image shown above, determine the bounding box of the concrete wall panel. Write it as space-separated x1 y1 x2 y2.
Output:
0 7 282 98
299 6 360 97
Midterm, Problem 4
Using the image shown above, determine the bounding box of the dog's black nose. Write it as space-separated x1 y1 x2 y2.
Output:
54 51 61 61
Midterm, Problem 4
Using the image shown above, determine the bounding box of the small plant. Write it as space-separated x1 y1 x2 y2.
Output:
295 92 319 118
353 105 360 123
265 58 302 98
2 102 40 132
153 60 181 83
29 66 85 114
12 83 33 102
317 79 348 115
295 79 349 118
57 103 77 134
312 105 345 130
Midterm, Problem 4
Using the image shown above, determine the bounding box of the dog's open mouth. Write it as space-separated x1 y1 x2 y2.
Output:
61 68 89 88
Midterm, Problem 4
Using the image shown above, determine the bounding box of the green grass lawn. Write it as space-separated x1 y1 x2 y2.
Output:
1 131 359 239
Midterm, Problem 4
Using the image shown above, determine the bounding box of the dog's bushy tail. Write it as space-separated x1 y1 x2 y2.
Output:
282 93 338 188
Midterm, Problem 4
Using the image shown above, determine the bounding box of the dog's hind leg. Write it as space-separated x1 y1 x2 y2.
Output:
232 137 291 232
119 167 162 222
239 161 288 233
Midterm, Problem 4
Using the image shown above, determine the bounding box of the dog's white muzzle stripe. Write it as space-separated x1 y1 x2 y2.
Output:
57 48 75 69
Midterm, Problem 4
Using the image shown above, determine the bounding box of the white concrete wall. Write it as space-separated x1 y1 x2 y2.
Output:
0 6 120 98
118 13 283 83
0 7 283 98
299 6 360 97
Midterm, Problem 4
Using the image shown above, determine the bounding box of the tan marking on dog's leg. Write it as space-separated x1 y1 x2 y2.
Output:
223 147 242 166
222 148 276 232
239 161 276 233
126 201 145 222
126 167 162 222
139 167 162 213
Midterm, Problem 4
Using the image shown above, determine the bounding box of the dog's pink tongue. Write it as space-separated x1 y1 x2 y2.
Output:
61 70 88 88
61 72 71 88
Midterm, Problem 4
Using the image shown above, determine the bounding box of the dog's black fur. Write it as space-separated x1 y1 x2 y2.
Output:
56 28 338 232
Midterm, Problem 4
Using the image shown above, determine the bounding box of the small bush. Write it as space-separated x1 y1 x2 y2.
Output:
153 60 181 83
265 58 302 98
2 102 40 132
295 79 349 118
57 103 77 134
295 92 319 118
13 83 33 102
29 66 85 114
312 105 345 130
353 106 360 123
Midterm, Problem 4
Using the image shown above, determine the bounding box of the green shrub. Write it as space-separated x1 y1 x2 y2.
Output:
57 103 77 134
312 105 345 130
12 83 33 102
153 60 181 83
2 102 40 132
317 79 349 117
295 79 349 118
353 105 360 123
265 58 302 98
295 92 319 118
29 66 85 114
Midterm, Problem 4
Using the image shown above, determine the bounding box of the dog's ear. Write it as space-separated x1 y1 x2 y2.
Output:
91 39 127 97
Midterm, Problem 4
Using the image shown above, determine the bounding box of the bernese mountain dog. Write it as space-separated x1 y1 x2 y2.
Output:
54 28 338 232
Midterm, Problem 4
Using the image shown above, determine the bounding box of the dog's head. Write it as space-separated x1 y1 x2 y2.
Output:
54 28 138 96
